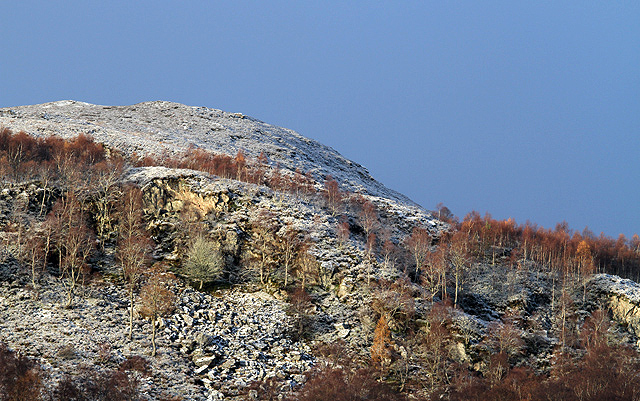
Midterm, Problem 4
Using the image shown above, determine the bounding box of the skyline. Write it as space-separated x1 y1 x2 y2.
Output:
1 1 638 238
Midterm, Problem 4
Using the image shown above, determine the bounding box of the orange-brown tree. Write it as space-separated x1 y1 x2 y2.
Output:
139 271 176 357
323 176 342 216
371 314 394 376
405 226 432 279
117 185 153 339
245 208 281 286
277 224 302 288
575 240 594 302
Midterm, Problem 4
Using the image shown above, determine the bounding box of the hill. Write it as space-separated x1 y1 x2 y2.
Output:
1 102 640 400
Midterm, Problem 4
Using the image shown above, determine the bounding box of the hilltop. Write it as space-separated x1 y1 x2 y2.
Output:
0 100 415 205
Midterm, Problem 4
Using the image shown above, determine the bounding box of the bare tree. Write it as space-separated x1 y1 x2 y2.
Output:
36 160 55 217
379 229 396 269
286 286 314 340
61 223 94 308
323 176 343 216
371 277 415 333
245 208 280 286
447 232 470 308
405 227 431 278
296 243 319 290
47 192 94 308
21 229 45 290
91 159 124 247
366 233 377 286
417 300 453 393
278 224 302 288
139 271 176 357
117 185 152 339
360 200 379 239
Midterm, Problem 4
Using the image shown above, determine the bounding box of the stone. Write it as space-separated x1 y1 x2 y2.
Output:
193 355 217 368
194 364 210 375
221 358 236 370
182 314 194 327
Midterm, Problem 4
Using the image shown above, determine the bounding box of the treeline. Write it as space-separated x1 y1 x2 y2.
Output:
133 146 318 197
0 127 109 182
0 127 318 202
455 211 640 281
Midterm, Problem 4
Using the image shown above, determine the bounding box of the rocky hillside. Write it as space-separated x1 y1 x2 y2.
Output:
1 102 640 401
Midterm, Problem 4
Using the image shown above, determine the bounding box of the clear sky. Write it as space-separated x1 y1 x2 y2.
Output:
2 1 638 238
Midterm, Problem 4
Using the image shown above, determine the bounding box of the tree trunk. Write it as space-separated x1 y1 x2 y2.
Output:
151 316 157 357
129 286 134 340
284 263 289 288
454 271 459 308
30 253 37 291
66 285 74 309
39 181 48 217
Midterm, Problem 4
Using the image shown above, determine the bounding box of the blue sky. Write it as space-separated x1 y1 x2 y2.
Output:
2 1 638 238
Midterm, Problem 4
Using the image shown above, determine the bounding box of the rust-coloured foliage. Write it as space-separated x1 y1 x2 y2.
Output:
290 364 405 401
371 314 393 372
323 175 342 216
139 271 176 357
337 216 350 246
0 342 43 401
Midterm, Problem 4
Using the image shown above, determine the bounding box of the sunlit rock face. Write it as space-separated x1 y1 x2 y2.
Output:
588 274 640 343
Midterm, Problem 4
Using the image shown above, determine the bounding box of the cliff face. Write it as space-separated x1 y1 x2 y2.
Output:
588 274 640 344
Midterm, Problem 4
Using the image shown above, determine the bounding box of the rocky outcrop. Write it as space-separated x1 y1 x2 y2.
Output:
0 181 59 226
126 167 234 220
588 273 640 343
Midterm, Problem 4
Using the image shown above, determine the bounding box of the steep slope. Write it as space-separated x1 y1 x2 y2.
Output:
0 100 413 205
